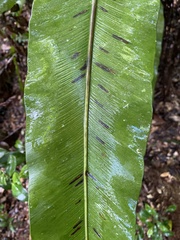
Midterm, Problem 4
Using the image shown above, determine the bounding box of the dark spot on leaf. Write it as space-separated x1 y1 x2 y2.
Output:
71 52 80 59
73 10 87 18
99 213 106 220
112 34 130 44
71 226 81 235
94 99 103 108
98 120 109 129
99 6 108 12
80 61 87 71
75 199 81 205
73 220 82 229
96 136 105 145
69 174 83 185
75 179 83 187
93 228 101 238
101 152 107 158
86 171 97 181
95 62 114 74
98 84 109 93
99 47 109 53
72 73 85 83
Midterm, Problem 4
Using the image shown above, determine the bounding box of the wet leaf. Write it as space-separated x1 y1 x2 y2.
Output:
25 0 160 239
19 164 28 179
145 204 158 218
147 227 154 237
11 182 28 201
157 221 170 232
12 172 28 201
6 155 17 177
138 209 152 223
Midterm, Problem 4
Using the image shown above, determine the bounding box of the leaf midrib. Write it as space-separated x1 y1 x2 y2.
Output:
84 0 97 239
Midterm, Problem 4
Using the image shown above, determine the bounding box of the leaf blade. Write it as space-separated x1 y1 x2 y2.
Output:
87 0 160 238
25 0 160 239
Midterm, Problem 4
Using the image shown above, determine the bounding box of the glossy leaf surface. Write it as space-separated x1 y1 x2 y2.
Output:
25 0 159 239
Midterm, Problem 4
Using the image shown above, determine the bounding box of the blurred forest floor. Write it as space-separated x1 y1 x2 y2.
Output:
0 1 179 239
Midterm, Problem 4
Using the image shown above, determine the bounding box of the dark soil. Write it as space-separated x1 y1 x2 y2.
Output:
137 1 180 239
0 1 179 239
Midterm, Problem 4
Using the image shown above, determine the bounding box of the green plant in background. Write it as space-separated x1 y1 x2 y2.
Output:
0 204 14 232
0 140 28 201
136 204 176 240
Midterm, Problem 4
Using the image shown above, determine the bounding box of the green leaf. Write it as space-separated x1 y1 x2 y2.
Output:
138 209 152 223
11 182 28 201
0 171 8 186
12 171 19 183
147 227 154 238
164 231 174 237
157 221 170 232
25 0 160 239
12 172 28 201
14 140 24 153
0 213 9 228
165 205 177 213
6 155 17 177
19 164 28 179
136 224 144 240
146 221 154 229
0 151 25 168
0 148 7 158
12 152 26 165
145 204 158 218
